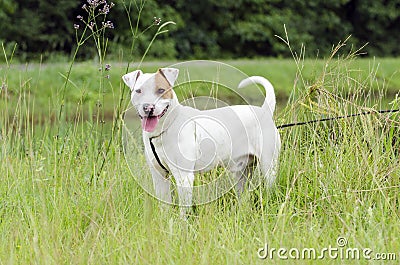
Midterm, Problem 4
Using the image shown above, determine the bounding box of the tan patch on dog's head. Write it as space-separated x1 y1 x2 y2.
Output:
155 70 174 99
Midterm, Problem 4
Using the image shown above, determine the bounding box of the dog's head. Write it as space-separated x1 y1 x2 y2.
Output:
122 68 179 132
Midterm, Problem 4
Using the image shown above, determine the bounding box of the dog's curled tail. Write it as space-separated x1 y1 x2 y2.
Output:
238 76 276 113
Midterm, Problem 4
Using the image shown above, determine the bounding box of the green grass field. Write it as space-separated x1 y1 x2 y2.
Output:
1 55 399 264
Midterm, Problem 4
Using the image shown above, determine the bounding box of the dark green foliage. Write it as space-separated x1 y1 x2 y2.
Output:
0 0 82 60
345 0 400 56
0 0 399 60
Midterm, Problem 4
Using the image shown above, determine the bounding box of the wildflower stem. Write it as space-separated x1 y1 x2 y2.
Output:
138 21 176 68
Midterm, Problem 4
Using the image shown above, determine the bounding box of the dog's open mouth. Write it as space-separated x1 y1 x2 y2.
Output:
141 105 169 132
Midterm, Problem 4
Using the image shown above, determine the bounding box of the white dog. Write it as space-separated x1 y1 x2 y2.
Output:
123 68 280 216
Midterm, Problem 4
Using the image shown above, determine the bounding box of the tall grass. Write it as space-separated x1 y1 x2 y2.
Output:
1 8 399 265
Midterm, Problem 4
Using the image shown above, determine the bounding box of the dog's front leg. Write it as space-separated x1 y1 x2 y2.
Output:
150 166 172 204
170 168 195 218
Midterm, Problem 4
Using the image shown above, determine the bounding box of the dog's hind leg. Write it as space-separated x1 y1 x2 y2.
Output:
234 171 246 197
234 155 257 196
259 145 280 187
256 129 281 187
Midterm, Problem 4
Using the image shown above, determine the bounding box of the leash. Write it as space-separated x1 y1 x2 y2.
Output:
277 109 399 129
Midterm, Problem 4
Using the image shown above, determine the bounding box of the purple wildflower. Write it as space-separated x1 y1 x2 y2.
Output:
153 17 162 26
102 20 114 29
87 0 100 7
88 21 95 30
99 2 114 14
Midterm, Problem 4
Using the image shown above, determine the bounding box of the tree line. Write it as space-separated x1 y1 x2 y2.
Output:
1 0 399 61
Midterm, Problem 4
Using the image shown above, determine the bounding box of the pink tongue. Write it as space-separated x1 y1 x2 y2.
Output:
142 116 159 132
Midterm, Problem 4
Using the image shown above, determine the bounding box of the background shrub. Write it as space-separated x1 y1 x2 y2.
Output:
1 0 399 60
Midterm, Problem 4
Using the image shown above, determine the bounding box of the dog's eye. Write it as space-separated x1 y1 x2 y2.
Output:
157 88 165 94
135 89 142 94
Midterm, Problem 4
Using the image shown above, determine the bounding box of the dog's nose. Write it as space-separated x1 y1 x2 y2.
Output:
143 103 155 115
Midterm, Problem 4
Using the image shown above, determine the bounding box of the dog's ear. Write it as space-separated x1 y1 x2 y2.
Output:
159 68 179 86
122 70 143 91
